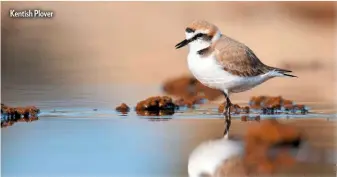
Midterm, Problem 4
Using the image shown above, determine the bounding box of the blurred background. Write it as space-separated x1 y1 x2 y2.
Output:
1 2 336 106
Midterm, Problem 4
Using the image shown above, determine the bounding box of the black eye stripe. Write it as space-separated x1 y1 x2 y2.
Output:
191 33 213 41
185 28 195 33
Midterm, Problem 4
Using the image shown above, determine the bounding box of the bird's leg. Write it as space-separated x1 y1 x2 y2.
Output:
223 91 232 138
222 91 232 116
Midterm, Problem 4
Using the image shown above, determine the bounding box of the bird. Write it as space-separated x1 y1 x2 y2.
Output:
175 20 296 138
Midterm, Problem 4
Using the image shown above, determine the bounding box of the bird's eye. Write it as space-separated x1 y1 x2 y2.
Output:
195 33 206 39
185 28 195 33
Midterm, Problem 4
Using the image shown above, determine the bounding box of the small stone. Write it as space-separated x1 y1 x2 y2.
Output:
115 103 130 113
136 96 178 116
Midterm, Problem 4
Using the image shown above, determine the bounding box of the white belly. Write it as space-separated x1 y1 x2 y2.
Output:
187 53 270 93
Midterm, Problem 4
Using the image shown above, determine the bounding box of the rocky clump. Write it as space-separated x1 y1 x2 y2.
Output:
1 104 40 128
243 119 302 175
115 103 130 113
249 96 308 115
218 96 308 115
162 76 223 101
135 96 178 116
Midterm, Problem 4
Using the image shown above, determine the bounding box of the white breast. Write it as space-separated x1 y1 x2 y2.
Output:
187 53 240 91
187 52 272 93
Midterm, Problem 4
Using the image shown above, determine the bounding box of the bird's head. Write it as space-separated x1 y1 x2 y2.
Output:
175 20 222 53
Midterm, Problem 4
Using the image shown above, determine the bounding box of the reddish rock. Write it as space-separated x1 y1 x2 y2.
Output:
159 96 173 108
1 104 40 128
248 96 308 115
162 76 222 101
16 107 29 118
249 96 268 109
26 106 40 117
262 96 282 109
136 96 177 116
115 103 130 113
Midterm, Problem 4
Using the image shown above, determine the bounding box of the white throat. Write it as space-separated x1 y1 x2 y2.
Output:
188 40 211 54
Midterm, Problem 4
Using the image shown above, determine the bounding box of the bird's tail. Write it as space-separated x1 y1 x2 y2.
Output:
268 66 297 78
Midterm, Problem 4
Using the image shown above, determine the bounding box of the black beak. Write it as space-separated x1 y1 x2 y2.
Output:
175 39 190 49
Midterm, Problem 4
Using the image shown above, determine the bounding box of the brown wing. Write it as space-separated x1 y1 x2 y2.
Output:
214 38 270 77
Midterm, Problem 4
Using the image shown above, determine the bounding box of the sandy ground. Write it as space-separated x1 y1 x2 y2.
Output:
183 118 336 176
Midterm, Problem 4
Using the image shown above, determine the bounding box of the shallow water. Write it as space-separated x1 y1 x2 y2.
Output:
1 84 336 177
